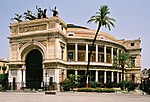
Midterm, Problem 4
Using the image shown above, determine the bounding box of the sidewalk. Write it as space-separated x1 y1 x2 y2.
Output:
1 89 149 96
1 90 150 102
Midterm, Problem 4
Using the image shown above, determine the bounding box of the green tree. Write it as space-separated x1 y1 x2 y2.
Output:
60 74 80 91
113 51 131 90
86 5 115 87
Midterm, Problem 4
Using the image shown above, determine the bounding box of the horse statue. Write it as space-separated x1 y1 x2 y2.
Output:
50 6 59 17
36 6 47 19
24 10 37 20
11 14 22 22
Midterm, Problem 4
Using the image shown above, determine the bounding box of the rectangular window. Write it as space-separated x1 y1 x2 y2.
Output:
131 43 134 46
90 53 96 62
98 53 104 62
131 57 135 67
61 47 64 60
78 52 85 61
106 47 111 63
78 44 86 61
67 44 75 50
68 52 74 61
106 53 111 63
113 48 117 56
98 46 104 62
67 44 75 61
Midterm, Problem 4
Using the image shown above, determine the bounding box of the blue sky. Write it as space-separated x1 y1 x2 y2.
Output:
0 0 150 69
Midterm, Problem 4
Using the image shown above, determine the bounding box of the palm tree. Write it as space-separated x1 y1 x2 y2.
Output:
86 5 115 87
113 51 131 90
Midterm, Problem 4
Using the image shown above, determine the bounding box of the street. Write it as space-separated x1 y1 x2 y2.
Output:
0 91 150 102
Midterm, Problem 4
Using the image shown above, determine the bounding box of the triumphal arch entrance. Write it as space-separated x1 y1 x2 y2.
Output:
8 8 67 90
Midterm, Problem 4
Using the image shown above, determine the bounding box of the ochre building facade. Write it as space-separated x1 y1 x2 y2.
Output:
8 17 142 90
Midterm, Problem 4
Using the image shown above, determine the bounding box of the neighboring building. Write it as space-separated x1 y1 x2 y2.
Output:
0 58 9 74
141 68 150 94
141 68 150 79
118 39 142 83
8 17 142 90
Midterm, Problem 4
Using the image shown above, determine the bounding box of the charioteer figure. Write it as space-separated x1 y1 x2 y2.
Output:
50 6 59 17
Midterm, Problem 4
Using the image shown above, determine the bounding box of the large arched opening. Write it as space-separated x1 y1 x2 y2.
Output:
25 49 43 90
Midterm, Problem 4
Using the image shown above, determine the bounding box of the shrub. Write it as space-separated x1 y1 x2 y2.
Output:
60 74 80 91
118 81 136 91
101 88 115 93
89 81 102 88
105 82 116 88
101 82 117 88
77 88 115 93
94 81 102 87
60 79 72 91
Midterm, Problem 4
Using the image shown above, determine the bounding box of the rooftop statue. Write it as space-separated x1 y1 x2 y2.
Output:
10 6 57 23
36 6 47 19
24 10 37 20
50 6 59 17
11 14 22 22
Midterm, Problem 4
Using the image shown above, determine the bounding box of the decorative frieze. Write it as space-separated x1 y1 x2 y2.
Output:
48 22 55 29
11 26 18 34
9 64 22 69
45 63 56 68
19 24 47 33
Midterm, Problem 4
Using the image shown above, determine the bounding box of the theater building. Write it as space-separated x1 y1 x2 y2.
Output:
8 17 142 90
0 58 9 74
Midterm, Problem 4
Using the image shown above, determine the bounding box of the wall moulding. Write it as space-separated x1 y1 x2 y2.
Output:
19 24 47 33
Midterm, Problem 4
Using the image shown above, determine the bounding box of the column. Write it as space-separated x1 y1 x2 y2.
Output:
96 44 98 62
124 73 126 81
117 48 119 55
22 65 26 87
23 70 26 87
55 69 60 90
42 65 46 88
55 69 59 83
95 70 98 82
75 70 78 76
8 70 12 83
121 73 122 81
104 71 107 83
104 45 107 63
75 43 78 61
111 47 113 63
64 44 67 61
74 70 78 80
86 44 88 61
17 70 22 89
111 71 114 82
117 72 119 83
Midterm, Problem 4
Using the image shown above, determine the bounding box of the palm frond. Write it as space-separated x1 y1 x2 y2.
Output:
87 15 100 24
87 5 115 31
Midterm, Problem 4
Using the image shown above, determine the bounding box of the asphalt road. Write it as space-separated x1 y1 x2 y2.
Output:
0 91 150 102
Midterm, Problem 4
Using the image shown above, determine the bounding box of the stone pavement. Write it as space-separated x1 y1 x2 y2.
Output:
0 91 150 102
